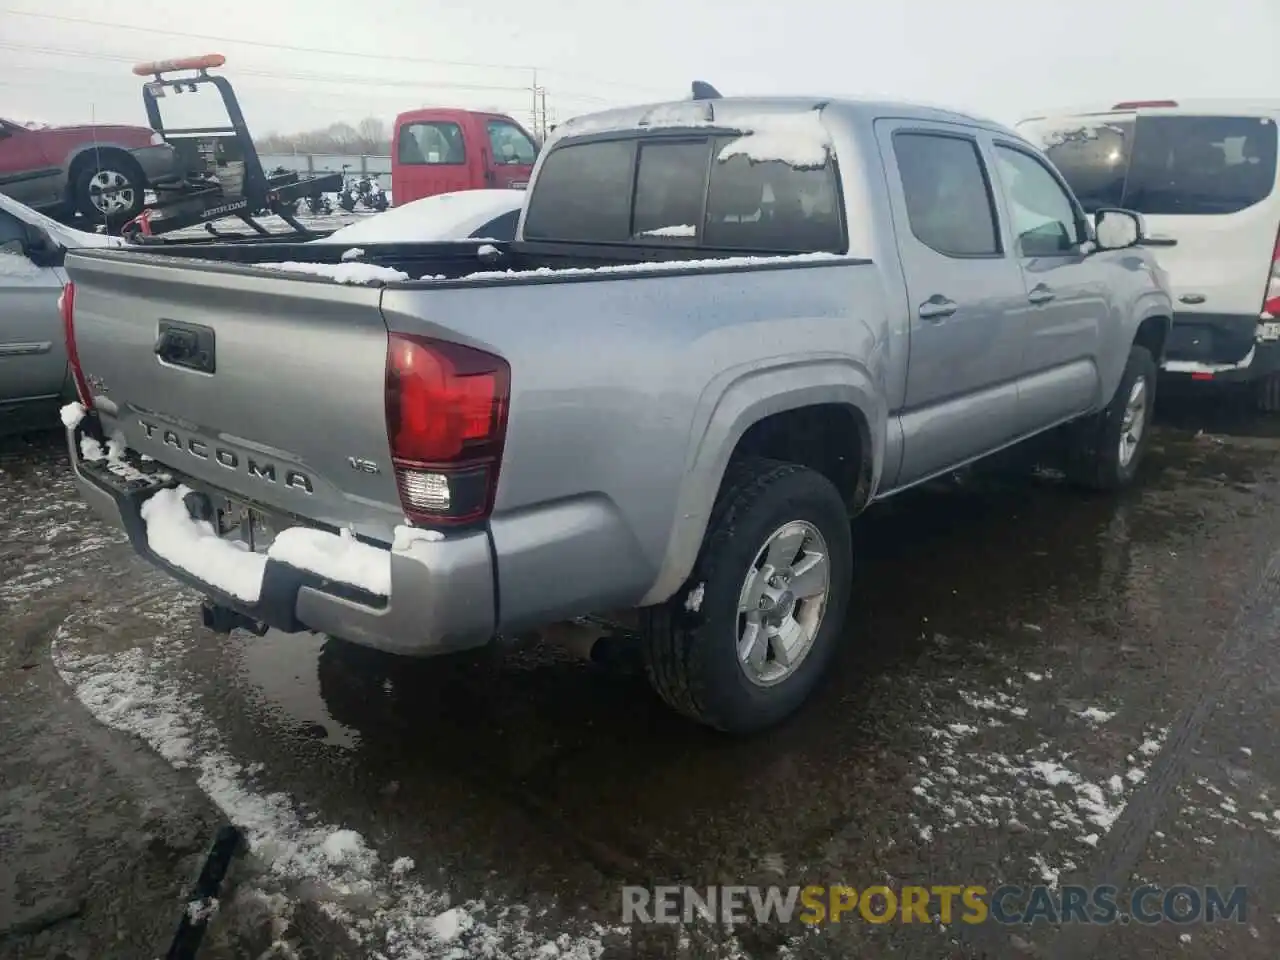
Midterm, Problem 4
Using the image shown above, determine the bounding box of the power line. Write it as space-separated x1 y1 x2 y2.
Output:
0 41 554 97
0 7 672 98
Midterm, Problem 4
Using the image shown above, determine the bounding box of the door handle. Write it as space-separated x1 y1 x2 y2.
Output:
918 296 958 321
1028 285 1055 305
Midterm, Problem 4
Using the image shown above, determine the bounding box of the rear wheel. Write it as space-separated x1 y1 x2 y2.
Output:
72 155 145 225
1065 344 1157 490
639 458 852 734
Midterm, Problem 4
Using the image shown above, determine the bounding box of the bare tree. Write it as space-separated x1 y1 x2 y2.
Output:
254 117 392 156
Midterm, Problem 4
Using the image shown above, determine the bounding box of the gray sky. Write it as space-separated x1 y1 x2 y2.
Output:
3 0 1278 136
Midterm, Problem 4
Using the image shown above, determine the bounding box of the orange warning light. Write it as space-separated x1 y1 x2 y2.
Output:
132 54 226 77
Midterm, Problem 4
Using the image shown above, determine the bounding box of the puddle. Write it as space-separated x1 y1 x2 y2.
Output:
236 630 361 750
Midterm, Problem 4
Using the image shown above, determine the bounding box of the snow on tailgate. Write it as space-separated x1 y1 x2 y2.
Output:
139 485 444 601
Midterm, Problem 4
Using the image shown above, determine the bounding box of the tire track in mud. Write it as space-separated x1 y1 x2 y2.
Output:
1045 546 1280 960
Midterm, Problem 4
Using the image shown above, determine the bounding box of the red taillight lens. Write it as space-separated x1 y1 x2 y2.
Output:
385 333 509 525
59 281 93 411
1263 230 1280 319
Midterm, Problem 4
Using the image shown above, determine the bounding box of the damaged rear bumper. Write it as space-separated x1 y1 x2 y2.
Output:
66 420 497 657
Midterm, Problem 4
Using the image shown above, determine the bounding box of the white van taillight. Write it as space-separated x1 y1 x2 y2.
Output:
384 333 510 526
59 282 94 410
1264 231 1280 320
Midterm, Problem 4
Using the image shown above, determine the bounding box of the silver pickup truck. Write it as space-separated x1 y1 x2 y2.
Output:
60 93 1173 733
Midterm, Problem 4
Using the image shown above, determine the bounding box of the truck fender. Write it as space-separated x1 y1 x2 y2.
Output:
639 356 887 607
61 142 143 189
1095 291 1172 407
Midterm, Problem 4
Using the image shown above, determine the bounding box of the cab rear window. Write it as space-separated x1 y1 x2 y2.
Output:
522 132 846 254
1028 114 1278 216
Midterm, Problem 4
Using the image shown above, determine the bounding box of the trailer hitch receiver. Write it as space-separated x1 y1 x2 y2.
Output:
200 601 268 637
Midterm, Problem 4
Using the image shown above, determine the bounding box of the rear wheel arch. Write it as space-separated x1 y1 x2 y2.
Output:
638 362 884 607
65 146 146 193
1133 313 1171 366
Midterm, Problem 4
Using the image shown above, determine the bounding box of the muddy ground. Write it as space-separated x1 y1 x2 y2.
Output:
3 386 1280 959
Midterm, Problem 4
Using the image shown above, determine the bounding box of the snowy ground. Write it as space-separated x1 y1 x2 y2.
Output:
6 392 1280 958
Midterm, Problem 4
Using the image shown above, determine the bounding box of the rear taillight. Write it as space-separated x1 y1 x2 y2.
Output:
59 281 93 410
384 333 510 526
1263 231 1280 319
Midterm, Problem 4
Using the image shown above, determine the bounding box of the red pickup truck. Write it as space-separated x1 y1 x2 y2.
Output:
0 118 183 224
392 108 538 205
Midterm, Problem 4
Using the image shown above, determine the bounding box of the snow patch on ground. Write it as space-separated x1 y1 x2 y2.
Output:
908 672 1170 885
52 623 624 958
684 582 706 613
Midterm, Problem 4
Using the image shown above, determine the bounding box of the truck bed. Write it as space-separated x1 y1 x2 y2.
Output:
62 240 879 647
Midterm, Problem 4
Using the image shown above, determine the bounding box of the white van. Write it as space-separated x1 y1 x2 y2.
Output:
1018 100 1280 408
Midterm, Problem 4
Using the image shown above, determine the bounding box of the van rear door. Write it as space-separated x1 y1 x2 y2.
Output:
1026 110 1280 365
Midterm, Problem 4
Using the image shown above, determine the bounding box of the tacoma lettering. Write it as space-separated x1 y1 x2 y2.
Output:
135 419 313 495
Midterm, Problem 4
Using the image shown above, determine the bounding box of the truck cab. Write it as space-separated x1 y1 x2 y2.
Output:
391 109 538 205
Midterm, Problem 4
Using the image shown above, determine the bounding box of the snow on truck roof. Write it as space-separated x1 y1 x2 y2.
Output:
554 96 1011 146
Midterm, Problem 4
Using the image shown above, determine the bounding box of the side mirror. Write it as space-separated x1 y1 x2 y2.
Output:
1094 208 1144 251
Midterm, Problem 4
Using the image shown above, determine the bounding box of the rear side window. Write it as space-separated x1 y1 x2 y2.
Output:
893 133 1000 257
1030 114 1278 216
521 129 846 253
398 122 466 166
522 139 634 242
704 136 844 253
632 141 708 240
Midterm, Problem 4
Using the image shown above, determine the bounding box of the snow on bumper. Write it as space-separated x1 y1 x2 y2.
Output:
139 485 443 604
65 418 496 656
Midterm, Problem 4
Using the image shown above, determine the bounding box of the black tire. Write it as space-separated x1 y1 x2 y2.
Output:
71 154 145 225
1065 344 1158 490
639 458 853 734
1256 372 1280 413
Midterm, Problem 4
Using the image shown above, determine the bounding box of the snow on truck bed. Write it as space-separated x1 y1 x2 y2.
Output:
254 250 848 285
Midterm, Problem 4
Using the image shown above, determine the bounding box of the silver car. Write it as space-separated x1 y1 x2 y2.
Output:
0 192 120 433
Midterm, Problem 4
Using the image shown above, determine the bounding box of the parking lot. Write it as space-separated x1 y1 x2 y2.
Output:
4 388 1280 959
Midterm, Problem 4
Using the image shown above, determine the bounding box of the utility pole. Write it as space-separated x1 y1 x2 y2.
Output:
531 68 539 139
539 88 548 141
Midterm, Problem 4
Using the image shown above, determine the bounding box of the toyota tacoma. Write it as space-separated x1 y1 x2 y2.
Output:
59 93 1172 732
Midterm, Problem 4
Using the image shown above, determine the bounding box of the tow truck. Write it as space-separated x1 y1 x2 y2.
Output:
121 54 343 243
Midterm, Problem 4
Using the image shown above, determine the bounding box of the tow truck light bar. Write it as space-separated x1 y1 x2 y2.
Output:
132 53 227 79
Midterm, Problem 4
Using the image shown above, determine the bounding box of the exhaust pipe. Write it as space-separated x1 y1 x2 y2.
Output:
539 617 642 674
200 601 268 637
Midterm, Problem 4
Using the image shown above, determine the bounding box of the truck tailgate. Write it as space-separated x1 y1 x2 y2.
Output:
64 251 404 540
